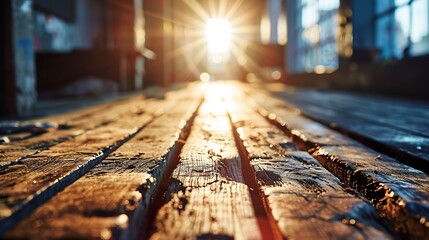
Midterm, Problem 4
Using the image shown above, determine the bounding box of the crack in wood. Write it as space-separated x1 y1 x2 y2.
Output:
241 85 429 239
0 104 169 236
225 98 284 240
140 97 203 239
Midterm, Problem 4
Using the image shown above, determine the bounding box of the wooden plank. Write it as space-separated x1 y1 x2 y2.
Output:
293 90 429 130
4 89 203 239
0 85 199 235
268 87 429 128
273 90 429 171
149 87 263 240
224 89 394 239
0 96 155 168
237 83 429 239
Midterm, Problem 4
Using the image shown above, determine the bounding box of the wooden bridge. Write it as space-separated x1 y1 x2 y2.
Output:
1 81 428 239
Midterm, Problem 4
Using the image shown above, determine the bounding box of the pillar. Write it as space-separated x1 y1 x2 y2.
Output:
0 0 36 117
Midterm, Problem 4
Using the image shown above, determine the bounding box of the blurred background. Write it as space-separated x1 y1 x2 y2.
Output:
1 0 429 117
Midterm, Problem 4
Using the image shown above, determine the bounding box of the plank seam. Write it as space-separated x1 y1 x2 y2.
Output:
274 95 429 174
141 97 204 239
0 119 117 171
245 93 429 239
262 90 429 174
0 96 153 171
0 107 167 236
225 98 284 240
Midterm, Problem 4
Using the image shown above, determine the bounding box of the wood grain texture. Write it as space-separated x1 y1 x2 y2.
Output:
150 88 262 240
275 89 429 137
224 89 394 240
237 82 429 239
4 87 203 239
1 81 428 239
272 90 429 172
0 96 153 168
0 85 200 236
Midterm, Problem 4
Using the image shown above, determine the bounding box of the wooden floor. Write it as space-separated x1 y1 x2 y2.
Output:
0 81 428 239
264 84 429 173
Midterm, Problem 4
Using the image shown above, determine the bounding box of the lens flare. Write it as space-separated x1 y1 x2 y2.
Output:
200 72 211 82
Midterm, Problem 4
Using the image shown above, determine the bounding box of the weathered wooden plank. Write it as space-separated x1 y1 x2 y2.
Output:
277 89 429 132
237 83 429 239
273 90 429 171
4 90 203 239
264 84 429 124
0 85 199 236
224 89 394 239
0 131 33 143
0 110 154 235
149 88 263 240
0 96 155 168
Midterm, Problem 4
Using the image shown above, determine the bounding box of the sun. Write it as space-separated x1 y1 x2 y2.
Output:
168 0 266 80
205 18 232 53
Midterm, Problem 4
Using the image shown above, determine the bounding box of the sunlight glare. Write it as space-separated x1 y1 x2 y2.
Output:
205 19 231 53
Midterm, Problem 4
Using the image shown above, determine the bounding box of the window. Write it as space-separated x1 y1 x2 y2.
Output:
375 0 429 59
411 0 429 56
290 0 339 73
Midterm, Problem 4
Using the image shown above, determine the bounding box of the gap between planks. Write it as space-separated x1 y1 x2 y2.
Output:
4 94 204 239
149 86 271 239
0 106 160 235
139 96 203 239
234 82 429 239
272 91 429 174
0 96 157 170
223 87 395 239
224 98 284 240
0 86 201 236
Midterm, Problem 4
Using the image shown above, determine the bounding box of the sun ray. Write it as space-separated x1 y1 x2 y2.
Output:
229 38 266 77
233 25 260 34
166 38 206 60
218 0 229 18
232 37 272 62
229 7 260 27
171 10 205 30
183 0 210 21
224 0 244 20
183 46 208 80
208 0 217 17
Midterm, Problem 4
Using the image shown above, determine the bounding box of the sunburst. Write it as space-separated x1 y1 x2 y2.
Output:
145 0 267 81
